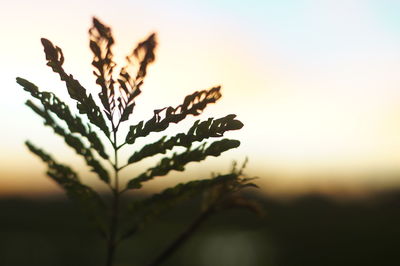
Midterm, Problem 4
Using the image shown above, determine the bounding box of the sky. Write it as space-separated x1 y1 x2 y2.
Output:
2 0 400 197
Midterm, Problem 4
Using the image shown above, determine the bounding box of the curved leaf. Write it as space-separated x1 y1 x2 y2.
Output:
25 141 107 236
17 77 109 160
89 17 116 120
125 86 222 144
127 114 243 164
24 99 110 184
126 138 240 189
121 173 238 236
117 33 157 123
40 38 110 136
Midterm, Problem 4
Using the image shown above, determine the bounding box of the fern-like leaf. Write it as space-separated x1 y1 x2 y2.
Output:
89 17 116 121
126 138 240 189
127 114 243 164
121 173 239 237
125 86 221 144
25 141 107 237
23 98 110 184
17 77 109 160
117 33 157 123
40 38 110 136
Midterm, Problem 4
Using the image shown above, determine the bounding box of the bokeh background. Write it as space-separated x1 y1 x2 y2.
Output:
1 0 400 265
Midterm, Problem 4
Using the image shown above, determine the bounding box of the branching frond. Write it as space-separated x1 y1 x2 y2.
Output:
25 141 107 237
89 17 116 120
17 77 109 160
18 17 254 266
40 38 110 136
23 98 110 184
127 114 243 164
126 138 240 189
125 86 222 144
117 33 157 123
120 173 239 237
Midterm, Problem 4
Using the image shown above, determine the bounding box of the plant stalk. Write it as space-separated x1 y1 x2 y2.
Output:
106 127 120 266
146 207 214 266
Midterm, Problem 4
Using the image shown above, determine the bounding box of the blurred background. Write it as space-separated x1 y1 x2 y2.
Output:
1 0 400 265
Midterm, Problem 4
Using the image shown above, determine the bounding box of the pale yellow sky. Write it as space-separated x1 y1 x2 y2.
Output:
2 0 400 197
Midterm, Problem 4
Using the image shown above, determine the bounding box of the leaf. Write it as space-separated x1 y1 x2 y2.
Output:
23 99 110 184
127 114 244 164
117 33 157 123
25 141 107 236
121 173 238 236
40 38 110 136
89 17 116 120
125 86 222 144
16 77 109 160
126 138 240 189
131 33 157 80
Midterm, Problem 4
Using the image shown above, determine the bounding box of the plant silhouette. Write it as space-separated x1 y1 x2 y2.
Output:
17 17 259 266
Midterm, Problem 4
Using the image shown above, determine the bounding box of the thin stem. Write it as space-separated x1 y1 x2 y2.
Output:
106 125 120 266
117 163 129 171
146 207 214 266
114 118 124 133
113 130 120 192
116 141 127 150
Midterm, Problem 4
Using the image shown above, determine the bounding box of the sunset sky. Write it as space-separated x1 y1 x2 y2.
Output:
2 0 400 197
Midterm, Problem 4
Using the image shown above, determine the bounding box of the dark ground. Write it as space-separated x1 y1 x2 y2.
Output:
0 189 399 266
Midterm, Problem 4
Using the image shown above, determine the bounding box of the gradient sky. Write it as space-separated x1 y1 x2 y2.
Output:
2 0 400 197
